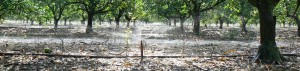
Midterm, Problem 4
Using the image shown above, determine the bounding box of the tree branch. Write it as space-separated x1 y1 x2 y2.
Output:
200 0 225 12
95 1 115 14
294 0 300 15
68 2 89 12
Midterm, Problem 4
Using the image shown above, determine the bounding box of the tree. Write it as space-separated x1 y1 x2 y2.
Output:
61 4 81 26
32 0 52 25
0 0 9 23
18 0 38 25
110 0 126 28
124 0 144 27
169 0 190 32
0 0 7 23
154 0 174 26
141 0 164 23
294 0 300 14
40 0 69 28
248 0 285 64
185 0 225 35
71 0 119 33
226 0 254 33
283 0 300 36
213 2 232 29
15 0 54 26
0 0 23 24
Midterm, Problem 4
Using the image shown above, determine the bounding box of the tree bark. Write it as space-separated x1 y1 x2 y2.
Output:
219 17 223 29
81 12 85 25
64 19 67 26
81 19 85 25
115 17 120 28
255 22 258 26
126 17 131 27
133 19 136 26
98 17 102 25
86 12 94 34
174 19 177 27
168 19 172 26
180 20 185 33
256 0 285 64
30 20 34 25
127 21 130 27
38 21 42 26
226 22 229 27
297 20 300 37
241 16 248 33
298 21 300 37
109 18 112 25
282 21 286 27
215 21 218 28
192 12 200 35
287 14 300 37
125 15 131 27
54 18 59 29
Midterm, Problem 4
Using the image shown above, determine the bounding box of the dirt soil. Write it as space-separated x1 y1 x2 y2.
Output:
0 23 300 71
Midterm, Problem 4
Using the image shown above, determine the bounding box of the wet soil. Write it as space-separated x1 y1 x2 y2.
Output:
0 23 300 70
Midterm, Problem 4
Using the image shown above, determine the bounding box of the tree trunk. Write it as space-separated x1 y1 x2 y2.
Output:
115 17 120 28
215 21 218 28
256 1 285 64
125 15 131 27
292 17 300 37
226 22 229 27
38 21 42 26
180 20 185 33
168 19 172 26
109 19 112 25
127 21 130 27
46 20 48 25
86 12 94 34
30 20 34 25
126 18 131 27
54 19 59 29
219 18 223 29
69 20 72 25
192 12 200 35
81 12 85 25
116 20 120 28
174 19 177 27
133 20 136 26
241 16 248 33
298 21 300 37
98 17 102 25
287 14 300 37
255 23 258 26
283 21 286 27
64 19 67 26
81 20 85 25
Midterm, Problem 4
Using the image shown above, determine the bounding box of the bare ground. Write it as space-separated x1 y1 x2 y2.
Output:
0 23 300 71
